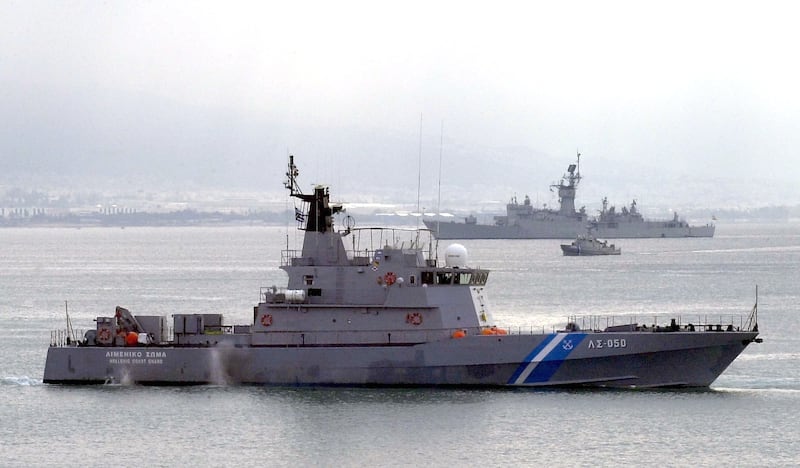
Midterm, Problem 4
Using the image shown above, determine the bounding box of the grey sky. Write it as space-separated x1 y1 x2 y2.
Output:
1 1 798 210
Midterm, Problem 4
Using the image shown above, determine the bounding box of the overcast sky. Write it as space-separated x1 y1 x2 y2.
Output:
1 1 798 209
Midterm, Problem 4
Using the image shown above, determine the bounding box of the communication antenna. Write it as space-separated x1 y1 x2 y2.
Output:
64 300 75 343
284 150 293 252
438 121 444 214
437 120 444 235
417 114 423 226
745 285 759 332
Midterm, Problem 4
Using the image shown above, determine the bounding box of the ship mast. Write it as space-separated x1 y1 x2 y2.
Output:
284 155 343 234
551 151 582 215
284 154 302 197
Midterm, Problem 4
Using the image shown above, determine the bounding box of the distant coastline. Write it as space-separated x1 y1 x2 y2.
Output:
1 207 797 228
3 186 799 228
0 209 284 228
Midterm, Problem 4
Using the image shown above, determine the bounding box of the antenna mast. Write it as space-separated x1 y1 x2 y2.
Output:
745 285 759 332
437 120 444 234
65 300 75 343
284 154 302 196
417 114 423 219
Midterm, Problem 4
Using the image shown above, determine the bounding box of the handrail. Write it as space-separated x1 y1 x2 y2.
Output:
49 311 758 350
565 313 755 332
281 227 439 267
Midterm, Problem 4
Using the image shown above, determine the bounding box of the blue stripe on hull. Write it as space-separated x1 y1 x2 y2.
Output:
506 334 559 383
509 333 587 385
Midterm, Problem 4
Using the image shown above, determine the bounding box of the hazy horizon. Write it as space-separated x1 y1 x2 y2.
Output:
2 2 798 213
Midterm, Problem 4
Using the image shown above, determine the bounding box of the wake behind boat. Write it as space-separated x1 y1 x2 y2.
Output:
424 153 715 239
561 235 621 256
44 156 758 388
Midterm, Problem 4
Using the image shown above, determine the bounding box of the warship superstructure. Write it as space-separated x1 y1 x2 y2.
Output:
424 154 715 239
44 156 756 387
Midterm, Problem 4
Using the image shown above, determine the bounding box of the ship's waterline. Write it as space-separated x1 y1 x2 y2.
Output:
44 156 756 387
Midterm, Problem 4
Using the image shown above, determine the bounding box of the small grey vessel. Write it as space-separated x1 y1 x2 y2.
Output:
44 157 759 388
424 153 716 239
561 235 621 256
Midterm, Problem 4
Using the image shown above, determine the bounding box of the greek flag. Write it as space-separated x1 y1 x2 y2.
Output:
295 208 305 222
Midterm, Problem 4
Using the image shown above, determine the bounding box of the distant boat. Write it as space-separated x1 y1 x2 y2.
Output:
561 235 621 256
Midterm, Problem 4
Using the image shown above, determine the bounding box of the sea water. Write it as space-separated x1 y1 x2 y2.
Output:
1 224 798 467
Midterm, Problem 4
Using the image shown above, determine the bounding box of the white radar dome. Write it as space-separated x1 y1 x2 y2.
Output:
444 243 469 268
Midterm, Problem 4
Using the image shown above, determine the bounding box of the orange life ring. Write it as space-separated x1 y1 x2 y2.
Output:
384 272 397 286
260 314 273 327
406 312 423 326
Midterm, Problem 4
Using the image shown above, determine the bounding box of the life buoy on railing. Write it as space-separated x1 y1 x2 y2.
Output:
260 314 273 327
97 328 112 343
384 272 397 286
406 312 423 326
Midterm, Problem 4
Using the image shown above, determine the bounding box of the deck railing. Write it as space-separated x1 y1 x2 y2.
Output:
48 313 757 348
281 227 438 267
565 313 757 333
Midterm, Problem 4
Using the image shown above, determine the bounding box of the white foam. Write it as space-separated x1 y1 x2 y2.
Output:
1 376 40 386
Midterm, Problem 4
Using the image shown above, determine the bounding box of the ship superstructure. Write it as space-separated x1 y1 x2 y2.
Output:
424 154 715 239
45 156 754 388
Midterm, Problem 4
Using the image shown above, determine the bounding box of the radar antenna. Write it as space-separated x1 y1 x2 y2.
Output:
284 155 302 196
549 151 583 214
283 155 343 233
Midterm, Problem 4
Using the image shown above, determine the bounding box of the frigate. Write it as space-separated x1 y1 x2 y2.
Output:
44 156 758 387
423 154 715 239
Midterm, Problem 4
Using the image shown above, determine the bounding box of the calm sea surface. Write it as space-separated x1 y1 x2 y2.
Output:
1 223 798 467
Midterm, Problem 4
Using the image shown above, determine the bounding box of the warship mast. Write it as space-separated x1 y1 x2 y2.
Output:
551 152 582 216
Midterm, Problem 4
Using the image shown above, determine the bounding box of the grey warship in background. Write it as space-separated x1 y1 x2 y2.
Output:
44 156 757 387
424 154 715 239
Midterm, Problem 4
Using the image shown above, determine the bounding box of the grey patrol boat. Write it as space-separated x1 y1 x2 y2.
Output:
560 234 621 256
424 154 715 239
44 156 759 387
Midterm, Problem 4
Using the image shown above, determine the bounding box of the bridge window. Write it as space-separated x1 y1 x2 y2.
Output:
436 272 453 284
421 271 434 284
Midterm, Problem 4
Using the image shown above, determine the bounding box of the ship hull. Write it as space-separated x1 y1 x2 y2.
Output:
425 220 715 240
44 331 755 388
426 219 584 239
560 246 620 256
594 223 715 239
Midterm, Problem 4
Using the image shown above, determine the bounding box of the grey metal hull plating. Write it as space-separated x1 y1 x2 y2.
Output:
425 220 715 240
44 331 755 388
560 246 620 256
